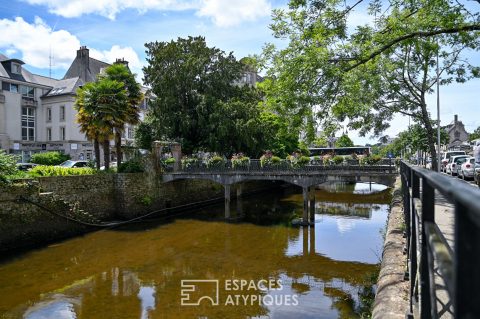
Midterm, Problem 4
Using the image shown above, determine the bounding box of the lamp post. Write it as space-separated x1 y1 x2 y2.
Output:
436 49 441 172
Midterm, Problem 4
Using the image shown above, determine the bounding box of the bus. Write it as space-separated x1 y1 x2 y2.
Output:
308 146 371 157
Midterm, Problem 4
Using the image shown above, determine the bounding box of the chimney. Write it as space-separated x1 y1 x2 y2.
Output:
454 114 458 126
114 58 129 69
76 46 90 82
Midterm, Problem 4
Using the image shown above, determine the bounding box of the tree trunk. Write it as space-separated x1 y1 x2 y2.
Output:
420 101 438 171
115 129 123 168
103 138 110 170
94 138 101 170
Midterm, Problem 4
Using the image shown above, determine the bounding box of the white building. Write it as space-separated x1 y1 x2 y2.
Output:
0 47 147 162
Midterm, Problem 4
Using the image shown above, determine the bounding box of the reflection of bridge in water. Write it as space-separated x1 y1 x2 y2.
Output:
163 160 397 224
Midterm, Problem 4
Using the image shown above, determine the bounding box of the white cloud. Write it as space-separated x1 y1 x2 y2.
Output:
196 0 271 27
0 17 143 80
0 16 80 69
22 0 271 26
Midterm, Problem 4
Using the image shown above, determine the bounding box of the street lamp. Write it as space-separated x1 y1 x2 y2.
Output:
436 48 441 172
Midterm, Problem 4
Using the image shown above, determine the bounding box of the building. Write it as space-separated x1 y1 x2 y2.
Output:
0 47 147 162
444 114 469 150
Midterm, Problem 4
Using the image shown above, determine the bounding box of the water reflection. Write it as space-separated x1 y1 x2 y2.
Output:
0 183 390 319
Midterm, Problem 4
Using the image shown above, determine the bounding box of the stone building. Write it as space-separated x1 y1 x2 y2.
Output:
444 114 469 150
0 46 147 162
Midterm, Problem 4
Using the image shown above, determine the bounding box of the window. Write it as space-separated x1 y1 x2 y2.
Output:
60 106 65 121
60 127 66 140
47 128 52 141
46 108 52 122
12 63 21 74
21 107 35 141
20 85 35 98
10 83 18 93
128 127 133 139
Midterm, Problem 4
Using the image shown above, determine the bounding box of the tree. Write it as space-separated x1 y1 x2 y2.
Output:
75 79 128 169
142 36 290 156
335 134 354 147
262 0 480 171
469 126 480 141
101 64 143 167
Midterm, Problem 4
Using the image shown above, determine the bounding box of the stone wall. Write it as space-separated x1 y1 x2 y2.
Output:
372 177 409 318
0 174 275 253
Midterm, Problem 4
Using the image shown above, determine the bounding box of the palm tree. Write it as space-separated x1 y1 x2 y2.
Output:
101 64 143 167
75 79 128 170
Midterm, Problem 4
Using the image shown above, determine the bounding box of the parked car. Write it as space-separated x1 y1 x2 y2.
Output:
16 163 37 171
441 151 466 172
57 160 89 168
475 164 480 187
458 157 475 180
446 155 469 175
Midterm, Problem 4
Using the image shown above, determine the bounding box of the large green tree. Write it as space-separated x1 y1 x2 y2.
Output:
262 0 480 170
336 134 354 147
142 36 297 156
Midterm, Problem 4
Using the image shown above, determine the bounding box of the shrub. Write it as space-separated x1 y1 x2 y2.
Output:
181 157 200 169
207 155 225 168
332 155 344 165
164 157 176 164
322 154 332 165
29 165 96 177
118 158 145 173
0 151 19 178
30 152 70 165
231 154 250 168
261 151 282 167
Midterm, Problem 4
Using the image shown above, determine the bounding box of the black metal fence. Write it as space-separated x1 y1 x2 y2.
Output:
163 158 396 173
400 161 480 318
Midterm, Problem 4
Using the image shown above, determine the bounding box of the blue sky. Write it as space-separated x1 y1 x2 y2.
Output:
0 0 478 145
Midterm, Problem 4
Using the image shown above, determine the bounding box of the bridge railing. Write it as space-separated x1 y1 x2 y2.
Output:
400 161 480 319
164 158 397 173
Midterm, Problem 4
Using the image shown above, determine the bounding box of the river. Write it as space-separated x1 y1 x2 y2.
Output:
0 182 391 319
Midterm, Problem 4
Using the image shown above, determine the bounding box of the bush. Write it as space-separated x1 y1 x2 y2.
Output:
207 155 225 168
118 158 145 173
30 152 70 165
164 157 176 164
181 157 199 169
231 154 250 168
322 154 332 165
0 151 19 178
287 154 311 167
29 165 96 177
332 155 344 165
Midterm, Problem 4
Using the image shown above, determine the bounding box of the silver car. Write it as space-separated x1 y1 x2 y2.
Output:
446 155 469 175
458 157 475 180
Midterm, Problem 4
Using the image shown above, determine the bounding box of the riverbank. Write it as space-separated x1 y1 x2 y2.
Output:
372 176 409 318
0 174 277 254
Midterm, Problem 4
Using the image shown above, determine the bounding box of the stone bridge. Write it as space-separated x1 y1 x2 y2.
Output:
162 161 398 224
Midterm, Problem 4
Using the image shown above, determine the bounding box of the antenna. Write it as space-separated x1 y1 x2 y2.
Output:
49 45 52 78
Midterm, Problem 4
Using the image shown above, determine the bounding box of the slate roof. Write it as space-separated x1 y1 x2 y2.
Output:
0 53 58 88
63 56 110 83
43 77 81 97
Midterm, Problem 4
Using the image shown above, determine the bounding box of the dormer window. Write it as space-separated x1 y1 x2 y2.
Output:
12 63 21 74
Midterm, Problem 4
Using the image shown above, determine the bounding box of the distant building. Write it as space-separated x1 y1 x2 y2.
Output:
444 114 469 150
0 46 148 162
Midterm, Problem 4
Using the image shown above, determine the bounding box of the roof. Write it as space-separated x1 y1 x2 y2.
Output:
0 52 58 88
43 77 81 97
63 56 110 83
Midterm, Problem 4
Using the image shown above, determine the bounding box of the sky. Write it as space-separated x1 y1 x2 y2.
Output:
0 0 478 145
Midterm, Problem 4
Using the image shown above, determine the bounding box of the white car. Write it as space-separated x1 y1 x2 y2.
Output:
57 160 89 168
459 157 475 180
441 151 466 172
446 155 469 175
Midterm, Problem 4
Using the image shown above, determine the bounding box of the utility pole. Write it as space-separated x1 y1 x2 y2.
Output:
436 49 441 172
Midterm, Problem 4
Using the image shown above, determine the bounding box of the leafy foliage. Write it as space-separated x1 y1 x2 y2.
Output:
231 154 250 168
262 0 480 171
117 158 145 173
0 151 19 182
332 156 344 165
336 134 354 148
30 152 70 166
29 165 95 177
469 126 480 141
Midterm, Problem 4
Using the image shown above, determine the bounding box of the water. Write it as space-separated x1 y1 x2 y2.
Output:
0 182 391 319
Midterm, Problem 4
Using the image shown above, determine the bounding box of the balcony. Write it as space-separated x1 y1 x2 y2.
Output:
21 97 38 107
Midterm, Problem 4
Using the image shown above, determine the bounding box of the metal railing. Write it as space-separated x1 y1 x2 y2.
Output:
401 161 480 318
163 158 397 173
